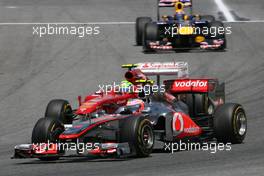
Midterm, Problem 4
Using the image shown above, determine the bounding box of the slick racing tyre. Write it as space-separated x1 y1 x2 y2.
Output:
209 21 226 50
143 23 158 52
213 103 247 144
120 116 154 157
136 17 152 45
45 99 73 124
201 15 215 23
31 117 64 161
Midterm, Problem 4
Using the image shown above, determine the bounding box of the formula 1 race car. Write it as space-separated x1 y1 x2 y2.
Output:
12 62 246 161
135 0 227 52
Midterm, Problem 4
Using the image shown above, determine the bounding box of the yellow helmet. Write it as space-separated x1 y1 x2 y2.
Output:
175 2 184 13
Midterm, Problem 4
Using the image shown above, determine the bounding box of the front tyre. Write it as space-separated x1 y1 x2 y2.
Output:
143 23 158 52
45 99 73 124
120 116 154 157
136 17 152 45
31 117 64 161
209 21 226 50
214 103 247 144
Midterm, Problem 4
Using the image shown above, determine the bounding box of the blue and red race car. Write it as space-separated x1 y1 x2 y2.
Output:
136 0 227 52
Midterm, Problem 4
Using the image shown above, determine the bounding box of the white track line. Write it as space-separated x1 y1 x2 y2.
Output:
0 22 135 25
224 20 264 23
0 21 263 25
214 0 235 22
5 6 18 9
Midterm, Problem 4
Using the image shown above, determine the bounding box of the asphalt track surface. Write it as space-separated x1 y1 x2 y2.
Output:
0 0 264 176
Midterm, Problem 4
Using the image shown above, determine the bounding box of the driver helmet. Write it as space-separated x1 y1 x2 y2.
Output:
175 2 184 13
120 80 134 93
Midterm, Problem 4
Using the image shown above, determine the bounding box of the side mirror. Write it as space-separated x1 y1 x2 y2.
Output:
78 95 82 106
120 108 133 115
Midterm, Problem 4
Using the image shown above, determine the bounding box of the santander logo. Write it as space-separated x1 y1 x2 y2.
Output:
140 62 179 69
174 80 207 88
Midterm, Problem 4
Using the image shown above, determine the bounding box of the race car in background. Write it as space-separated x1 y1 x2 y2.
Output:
135 0 227 52
12 62 247 161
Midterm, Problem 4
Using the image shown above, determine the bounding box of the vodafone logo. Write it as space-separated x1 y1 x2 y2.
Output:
172 112 184 133
174 80 207 88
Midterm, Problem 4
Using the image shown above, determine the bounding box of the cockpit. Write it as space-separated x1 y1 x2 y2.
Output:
115 99 145 114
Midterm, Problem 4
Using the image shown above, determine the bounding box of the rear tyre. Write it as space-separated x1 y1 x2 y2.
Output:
32 117 64 161
214 103 247 144
136 17 152 45
45 99 73 124
201 15 215 23
143 23 159 52
120 116 154 157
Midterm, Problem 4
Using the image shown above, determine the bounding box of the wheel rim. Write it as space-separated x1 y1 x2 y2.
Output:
141 125 154 149
63 104 72 117
236 112 247 136
49 124 63 142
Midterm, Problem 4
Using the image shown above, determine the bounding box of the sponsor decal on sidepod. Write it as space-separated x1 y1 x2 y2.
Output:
174 80 207 88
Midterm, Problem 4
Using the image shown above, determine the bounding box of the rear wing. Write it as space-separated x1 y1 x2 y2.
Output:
122 62 189 85
157 0 193 20
135 62 189 77
159 0 192 7
164 78 225 99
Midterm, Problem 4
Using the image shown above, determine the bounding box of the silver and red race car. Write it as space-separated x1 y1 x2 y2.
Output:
12 62 246 161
